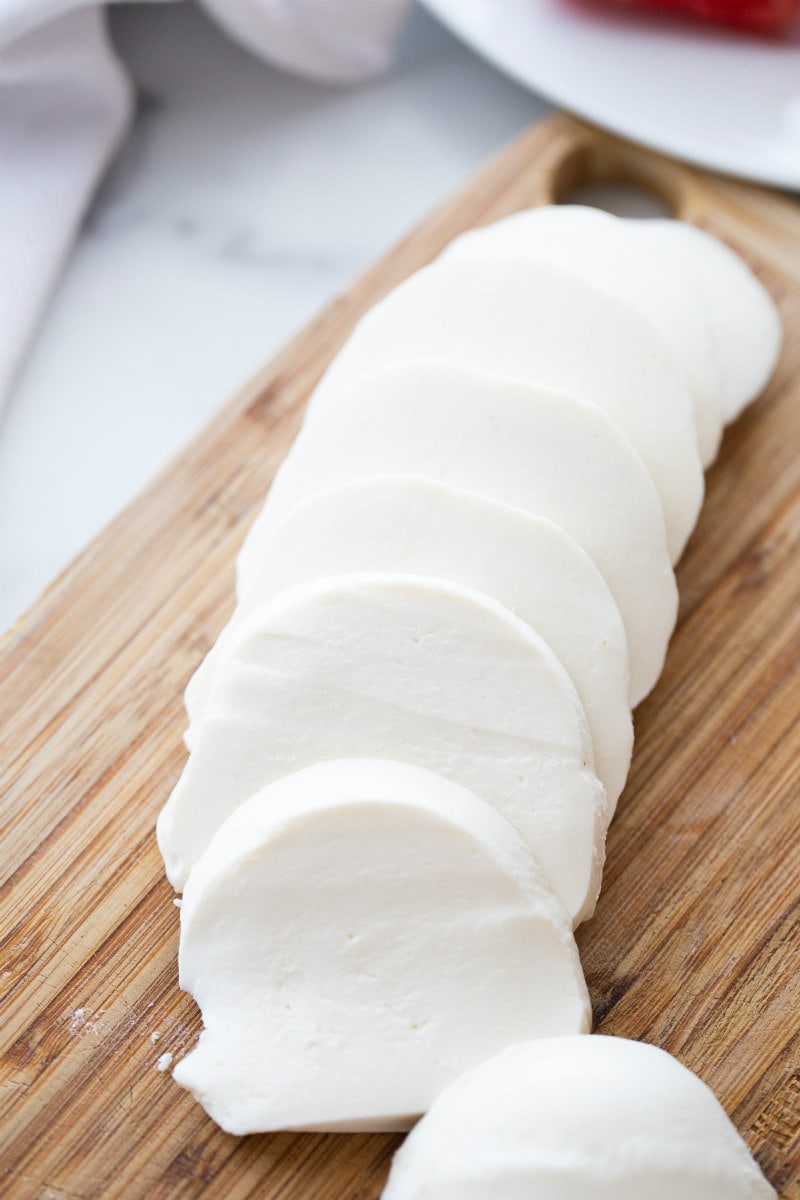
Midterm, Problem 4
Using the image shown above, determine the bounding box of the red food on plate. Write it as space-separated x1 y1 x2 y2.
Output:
596 0 800 32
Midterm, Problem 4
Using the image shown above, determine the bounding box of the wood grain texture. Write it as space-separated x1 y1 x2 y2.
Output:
1 113 799 1199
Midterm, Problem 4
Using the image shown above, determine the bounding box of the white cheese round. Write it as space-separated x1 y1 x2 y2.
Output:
191 476 632 813
158 572 607 925
173 760 591 1135
308 257 703 561
445 204 723 467
239 363 677 706
630 219 781 423
382 1036 777 1199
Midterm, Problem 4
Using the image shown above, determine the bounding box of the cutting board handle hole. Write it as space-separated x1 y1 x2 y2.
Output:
548 140 682 219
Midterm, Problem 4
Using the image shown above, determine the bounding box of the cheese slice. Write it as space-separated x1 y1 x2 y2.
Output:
630 219 781 423
308 257 703 560
239 364 677 706
158 572 607 925
191 476 632 813
173 759 592 1135
382 1036 777 1200
444 204 723 467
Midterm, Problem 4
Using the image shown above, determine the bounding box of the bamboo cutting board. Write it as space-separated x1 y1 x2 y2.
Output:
1 113 799 1200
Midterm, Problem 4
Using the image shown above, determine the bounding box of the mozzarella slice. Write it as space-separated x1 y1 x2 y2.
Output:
159 573 607 925
173 760 592 1134
239 364 677 706
445 204 723 467
308 257 703 560
630 219 781 423
191 476 632 813
382 1036 776 1200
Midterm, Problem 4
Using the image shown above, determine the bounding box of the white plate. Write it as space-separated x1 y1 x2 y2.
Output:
423 0 800 190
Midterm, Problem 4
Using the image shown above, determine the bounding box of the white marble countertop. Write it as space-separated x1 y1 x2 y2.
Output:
0 3 550 632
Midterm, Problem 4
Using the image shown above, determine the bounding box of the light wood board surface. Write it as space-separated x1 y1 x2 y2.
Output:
1 113 799 1199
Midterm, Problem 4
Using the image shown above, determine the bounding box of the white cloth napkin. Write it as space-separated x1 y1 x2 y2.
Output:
0 0 411 411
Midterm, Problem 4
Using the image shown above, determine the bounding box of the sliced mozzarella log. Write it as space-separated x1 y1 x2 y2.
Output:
630 219 782 423
174 760 592 1134
159 573 608 925
239 364 677 706
382 1036 777 1200
445 204 723 467
191 476 632 812
309 258 703 560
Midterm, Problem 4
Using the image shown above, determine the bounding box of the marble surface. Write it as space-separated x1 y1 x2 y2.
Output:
0 3 549 632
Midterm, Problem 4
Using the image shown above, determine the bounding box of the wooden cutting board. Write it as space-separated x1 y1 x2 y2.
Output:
1 112 799 1200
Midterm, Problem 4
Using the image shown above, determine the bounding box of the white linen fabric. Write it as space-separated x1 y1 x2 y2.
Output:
0 0 412 410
